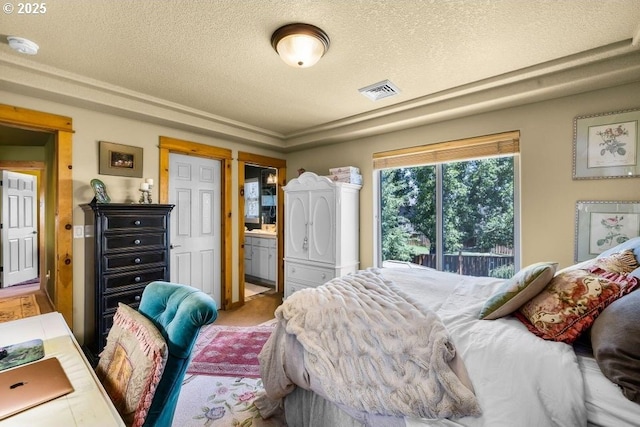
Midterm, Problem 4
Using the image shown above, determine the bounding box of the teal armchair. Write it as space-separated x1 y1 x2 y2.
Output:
137 281 218 427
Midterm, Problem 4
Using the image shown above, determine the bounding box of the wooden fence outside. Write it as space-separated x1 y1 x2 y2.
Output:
412 253 514 277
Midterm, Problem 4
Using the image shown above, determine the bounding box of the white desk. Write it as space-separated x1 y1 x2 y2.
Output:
0 312 124 426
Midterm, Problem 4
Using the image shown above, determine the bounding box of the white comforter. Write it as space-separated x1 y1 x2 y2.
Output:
261 266 588 427
381 267 587 427
260 268 480 420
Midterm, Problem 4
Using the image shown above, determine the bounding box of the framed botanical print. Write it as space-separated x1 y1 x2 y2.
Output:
575 200 640 262
572 108 640 179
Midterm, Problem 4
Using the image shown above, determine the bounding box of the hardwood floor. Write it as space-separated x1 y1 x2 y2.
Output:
0 282 54 314
215 290 283 326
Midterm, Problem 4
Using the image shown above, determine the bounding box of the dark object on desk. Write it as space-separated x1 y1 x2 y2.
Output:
0 339 44 371
0 357 74 420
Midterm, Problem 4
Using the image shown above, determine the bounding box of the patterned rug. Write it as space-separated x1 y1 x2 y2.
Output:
0 294 40 323
173 375 285 426
187 324 275 377
174 323 283 426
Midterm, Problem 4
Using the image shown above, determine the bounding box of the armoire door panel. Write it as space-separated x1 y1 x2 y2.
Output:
309 191 334 263
286 193 308 260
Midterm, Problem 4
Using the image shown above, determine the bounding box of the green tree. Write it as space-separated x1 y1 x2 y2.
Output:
380 169 415 261
463 157 514 251
411 166 436 252
398 157 514 255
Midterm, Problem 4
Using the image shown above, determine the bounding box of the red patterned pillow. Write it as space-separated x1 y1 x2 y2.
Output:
516 268 638 343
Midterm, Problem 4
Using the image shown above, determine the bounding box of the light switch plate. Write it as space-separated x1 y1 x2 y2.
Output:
73 225 84 238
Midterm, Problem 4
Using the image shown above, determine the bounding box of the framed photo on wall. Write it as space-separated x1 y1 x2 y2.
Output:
572 107 640 179
99 141 143 178
575 200 640 262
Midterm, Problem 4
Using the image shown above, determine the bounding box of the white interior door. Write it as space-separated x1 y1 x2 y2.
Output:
1 170 38 287
169 153 221 306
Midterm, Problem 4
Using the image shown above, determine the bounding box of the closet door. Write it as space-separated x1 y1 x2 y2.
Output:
308 189 335 264
285 191 309 261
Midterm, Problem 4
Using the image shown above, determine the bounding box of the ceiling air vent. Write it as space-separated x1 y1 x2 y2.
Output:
358 79 400 101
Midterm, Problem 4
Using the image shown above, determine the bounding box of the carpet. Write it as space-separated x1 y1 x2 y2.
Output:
187 324 274 378
173 375 285 426
0 294 40 323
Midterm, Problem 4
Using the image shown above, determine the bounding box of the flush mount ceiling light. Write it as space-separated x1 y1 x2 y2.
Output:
271 23 330 68
7 36 39 55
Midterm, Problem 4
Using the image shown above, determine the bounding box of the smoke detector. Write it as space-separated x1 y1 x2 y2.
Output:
7 36 39 55
358 79 400 101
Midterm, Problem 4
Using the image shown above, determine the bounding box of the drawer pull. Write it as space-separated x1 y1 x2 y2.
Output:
291 267 296 273
134 258 141 264
134 239 141 245
134 276 141 283
134 295 141 301
134 220 141 226
321 273 326 279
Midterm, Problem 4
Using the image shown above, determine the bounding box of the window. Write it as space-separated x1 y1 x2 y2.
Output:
375 132 520 277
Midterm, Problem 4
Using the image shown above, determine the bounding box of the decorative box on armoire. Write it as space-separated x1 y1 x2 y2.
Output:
81 202 174 363
282 172 361 298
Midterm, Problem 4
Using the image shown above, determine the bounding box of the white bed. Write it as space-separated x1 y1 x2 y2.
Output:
257 259 640 427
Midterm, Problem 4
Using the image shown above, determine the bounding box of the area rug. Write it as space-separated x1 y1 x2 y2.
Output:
0 294 40 323
173 375 285 426
187 324 274 378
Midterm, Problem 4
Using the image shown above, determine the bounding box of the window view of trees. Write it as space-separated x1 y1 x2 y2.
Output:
380 156 516 278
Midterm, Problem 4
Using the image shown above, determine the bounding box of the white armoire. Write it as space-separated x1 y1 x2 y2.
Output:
283 172 361 298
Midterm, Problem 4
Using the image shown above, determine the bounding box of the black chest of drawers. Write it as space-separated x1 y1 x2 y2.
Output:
81 203 174 362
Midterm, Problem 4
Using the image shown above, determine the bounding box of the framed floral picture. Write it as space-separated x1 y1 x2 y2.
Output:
572 107 640 179
575 201 640 262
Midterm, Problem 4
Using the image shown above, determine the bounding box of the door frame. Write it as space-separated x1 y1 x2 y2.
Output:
0 104 74 327
238 152 286 305
158 136 232 309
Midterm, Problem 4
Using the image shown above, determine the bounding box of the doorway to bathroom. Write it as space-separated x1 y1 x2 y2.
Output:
237 152 285 306
244 165 277 299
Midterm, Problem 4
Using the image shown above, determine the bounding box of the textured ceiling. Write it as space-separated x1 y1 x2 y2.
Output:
1 0 639 149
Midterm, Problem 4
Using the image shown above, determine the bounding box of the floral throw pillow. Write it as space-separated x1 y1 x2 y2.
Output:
515 268 639 343
96 303 168 427
479 262 558 320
